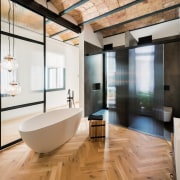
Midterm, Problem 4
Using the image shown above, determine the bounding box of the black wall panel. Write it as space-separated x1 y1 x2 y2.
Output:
84 53 103 116
114 49 129 126
84 42 103 116
164 41 180 118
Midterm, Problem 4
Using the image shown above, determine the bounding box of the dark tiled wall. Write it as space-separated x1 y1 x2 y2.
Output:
164 41 180 118
84 42 103 116
115 48 129 126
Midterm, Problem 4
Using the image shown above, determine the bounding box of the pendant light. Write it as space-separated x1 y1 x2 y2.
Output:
1 0 18 72
7 67 21 97
1 55 18 72
1 1 21 97
7 81 21 97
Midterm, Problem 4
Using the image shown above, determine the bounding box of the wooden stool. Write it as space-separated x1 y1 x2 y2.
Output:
89 120 106 140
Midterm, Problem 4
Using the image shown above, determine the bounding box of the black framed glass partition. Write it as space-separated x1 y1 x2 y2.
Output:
1 35 44 106
1 104 44 146
0 0 45 149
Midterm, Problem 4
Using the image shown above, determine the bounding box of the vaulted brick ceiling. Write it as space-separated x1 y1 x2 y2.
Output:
2 0 180 46
48 0 180 44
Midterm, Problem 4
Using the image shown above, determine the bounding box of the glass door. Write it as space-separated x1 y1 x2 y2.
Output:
135 46 155 116
129 44 164 137
106 52 116 108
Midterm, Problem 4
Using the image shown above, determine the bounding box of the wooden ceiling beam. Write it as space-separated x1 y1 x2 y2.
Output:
10 0 81 33
59 0 89 16
95 4 180 33
80 0 145 26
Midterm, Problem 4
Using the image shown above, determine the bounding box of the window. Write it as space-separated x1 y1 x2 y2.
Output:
47 67 65 91
106 52 116 108
46 52 65 91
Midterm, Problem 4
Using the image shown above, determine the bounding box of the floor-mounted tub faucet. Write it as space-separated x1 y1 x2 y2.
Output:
67 89 75 108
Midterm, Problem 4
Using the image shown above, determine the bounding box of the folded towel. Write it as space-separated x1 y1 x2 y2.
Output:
88 114 103 120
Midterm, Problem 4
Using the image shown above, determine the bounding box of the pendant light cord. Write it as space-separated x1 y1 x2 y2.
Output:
8 0 11 55
12 2 15 57
12 2 16 82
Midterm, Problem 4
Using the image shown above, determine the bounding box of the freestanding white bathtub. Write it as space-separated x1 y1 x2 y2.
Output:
19 108 82 153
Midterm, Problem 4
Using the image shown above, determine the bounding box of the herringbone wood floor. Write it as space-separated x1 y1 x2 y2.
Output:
0 118 173 180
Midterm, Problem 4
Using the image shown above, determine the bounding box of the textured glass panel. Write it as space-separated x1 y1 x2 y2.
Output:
1 104 43 146
1 34 44 107
129 45 164 137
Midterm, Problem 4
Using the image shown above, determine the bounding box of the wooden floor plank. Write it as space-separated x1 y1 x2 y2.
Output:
0 118 173 180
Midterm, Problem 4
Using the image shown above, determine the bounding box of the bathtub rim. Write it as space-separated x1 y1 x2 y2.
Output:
19 108 82 133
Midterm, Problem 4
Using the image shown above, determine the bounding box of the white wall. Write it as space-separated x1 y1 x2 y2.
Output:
46 38 79 110
103 19 180 47
131 19 180 41
83 24 103 48
103 33 125 48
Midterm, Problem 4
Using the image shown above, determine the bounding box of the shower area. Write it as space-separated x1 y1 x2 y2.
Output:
129 44 166 138
105 44 168 138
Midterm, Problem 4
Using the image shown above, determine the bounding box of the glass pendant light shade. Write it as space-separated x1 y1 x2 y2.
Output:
7 81 21 97
1 54 18 72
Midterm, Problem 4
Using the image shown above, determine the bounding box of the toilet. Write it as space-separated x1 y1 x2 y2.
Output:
163 106 172 122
